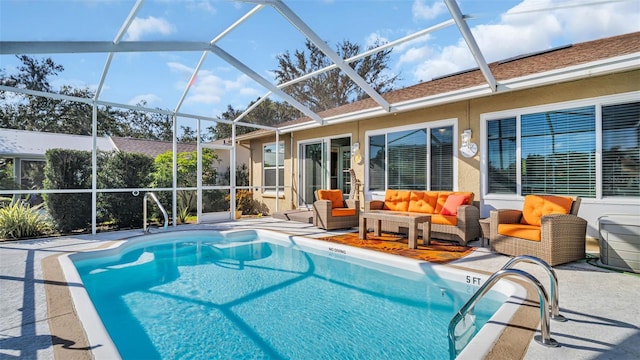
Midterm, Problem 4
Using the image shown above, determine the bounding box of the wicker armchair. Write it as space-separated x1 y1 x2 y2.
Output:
313 189 360 230
489 195 587 266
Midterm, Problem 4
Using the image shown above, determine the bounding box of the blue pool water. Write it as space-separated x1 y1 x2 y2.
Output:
72 230 508 359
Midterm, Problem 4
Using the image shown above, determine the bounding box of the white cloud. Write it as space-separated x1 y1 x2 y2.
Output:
185 0 217 15
364 32 389 49
128 93 162 107
126 16 176 41
402 0 640 82
167 62 261 106
398 46 431 65
412 0 447 21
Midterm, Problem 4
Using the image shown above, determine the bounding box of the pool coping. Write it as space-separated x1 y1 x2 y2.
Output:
44 228 539 360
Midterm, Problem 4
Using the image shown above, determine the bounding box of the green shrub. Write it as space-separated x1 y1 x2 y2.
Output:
43 149 92 232
152 149 219 218
0 200 52 240
97 151 155 229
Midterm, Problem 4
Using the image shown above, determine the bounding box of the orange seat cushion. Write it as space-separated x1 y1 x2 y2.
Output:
431 214 458 226
521 195 573 226
384 190 411 212
331 208 356 217
498 223 541 241
440 194 469 216
317 189 344 209
408 191 438 213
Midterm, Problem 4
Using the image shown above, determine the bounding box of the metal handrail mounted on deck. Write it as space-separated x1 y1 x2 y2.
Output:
448 268 559 359
143 192 169 233
501 255 567 322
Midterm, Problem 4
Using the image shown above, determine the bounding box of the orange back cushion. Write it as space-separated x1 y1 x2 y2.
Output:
521 195 573 226
408 191 438 213
317 189 344 209
383 190 411 211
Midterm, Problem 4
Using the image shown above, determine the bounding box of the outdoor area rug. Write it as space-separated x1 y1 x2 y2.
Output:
317 231 476 264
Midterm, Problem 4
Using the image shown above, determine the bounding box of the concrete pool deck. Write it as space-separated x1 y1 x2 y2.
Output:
1 217 639 359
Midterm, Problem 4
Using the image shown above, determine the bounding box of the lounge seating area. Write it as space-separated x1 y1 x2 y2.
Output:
364 190 480 246
312 189 360 230
489 194 587 266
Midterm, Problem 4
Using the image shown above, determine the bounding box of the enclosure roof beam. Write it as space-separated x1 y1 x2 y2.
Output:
444 0 497 92
209 44 324 124
0 41 218 54
270 0 392 112
174 4 265 114
95 0 145 101
0 85 278 132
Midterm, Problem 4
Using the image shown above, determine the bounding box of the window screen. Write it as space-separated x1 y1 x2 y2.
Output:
602 101 640 197
487 118 517 194
521 106 596 197
263 143 284 192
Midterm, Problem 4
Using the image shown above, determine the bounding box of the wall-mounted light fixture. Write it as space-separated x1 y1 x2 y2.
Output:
351 142 363 164
459 129 478 158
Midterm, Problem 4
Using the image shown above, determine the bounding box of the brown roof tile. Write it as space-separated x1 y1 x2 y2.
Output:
111 137 197 158
275 31 640 128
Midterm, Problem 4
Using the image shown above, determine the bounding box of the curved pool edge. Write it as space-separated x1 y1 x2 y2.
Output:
57 254 122 360
57 228 528 360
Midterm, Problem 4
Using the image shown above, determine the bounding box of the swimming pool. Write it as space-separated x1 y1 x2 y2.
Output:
61 229 525 359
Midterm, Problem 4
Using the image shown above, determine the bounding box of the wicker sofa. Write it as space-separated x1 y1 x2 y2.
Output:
364 190 479 246
489 195 587 266
313 189 360 230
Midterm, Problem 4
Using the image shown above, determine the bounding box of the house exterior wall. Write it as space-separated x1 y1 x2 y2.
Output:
249 70 640 237
248 133 293 213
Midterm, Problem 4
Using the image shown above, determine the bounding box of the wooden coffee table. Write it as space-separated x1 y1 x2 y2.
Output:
359 210 431 249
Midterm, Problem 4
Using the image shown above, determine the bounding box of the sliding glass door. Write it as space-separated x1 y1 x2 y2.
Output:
300 142 324 207
298 136 351 207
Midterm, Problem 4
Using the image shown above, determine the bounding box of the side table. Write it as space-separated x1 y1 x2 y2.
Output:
478 218 490 247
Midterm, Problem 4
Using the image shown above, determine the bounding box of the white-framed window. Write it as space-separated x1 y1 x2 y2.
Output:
483 93 639 198
366 120 457 193
263 142 284 193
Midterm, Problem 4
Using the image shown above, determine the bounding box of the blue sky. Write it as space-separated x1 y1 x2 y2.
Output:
1 0 639 130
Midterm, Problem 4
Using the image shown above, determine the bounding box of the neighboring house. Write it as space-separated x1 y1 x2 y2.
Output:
0 130 249 188
241 31 640 238
110 136 197 158
0 129 117 190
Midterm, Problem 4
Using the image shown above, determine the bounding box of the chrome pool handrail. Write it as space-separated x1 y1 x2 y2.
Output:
448 268 559 359
143 192 168 233
501 255 566 322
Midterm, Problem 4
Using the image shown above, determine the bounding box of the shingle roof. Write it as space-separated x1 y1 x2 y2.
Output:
110 137 197 158
269 31 640 130
0 128 117 156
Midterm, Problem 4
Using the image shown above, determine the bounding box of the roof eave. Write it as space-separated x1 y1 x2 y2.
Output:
277 52 640 134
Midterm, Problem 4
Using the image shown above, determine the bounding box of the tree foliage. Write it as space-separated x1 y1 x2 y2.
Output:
42 149 93 232
211 39 397 139
97 151 156 228
0 55 191 141
273 39 398 112
152 149 220 214
211 98 300 140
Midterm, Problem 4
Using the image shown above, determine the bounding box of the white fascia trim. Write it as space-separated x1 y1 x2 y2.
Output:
498 52 640 91
278 52 640 134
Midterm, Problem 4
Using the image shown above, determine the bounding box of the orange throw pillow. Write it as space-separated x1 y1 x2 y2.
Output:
317 189 344 209
440 194 469 216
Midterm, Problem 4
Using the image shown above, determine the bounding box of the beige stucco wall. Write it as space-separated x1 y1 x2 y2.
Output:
250 70 639 215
